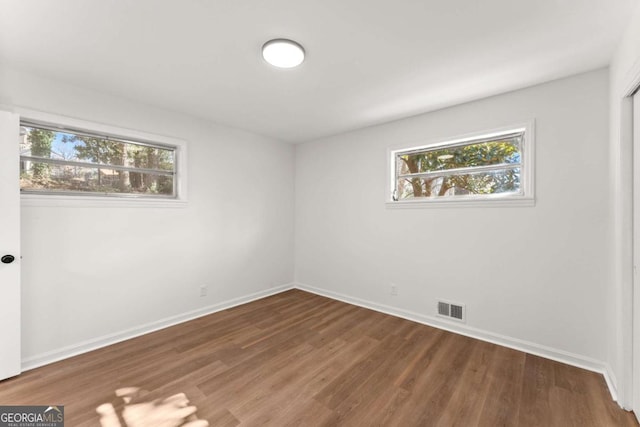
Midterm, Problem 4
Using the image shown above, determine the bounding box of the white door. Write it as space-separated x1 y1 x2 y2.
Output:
0 111 21 380
634 92 640 418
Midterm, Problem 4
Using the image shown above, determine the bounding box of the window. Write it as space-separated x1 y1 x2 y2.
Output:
388 123 534 207
20 121 178 199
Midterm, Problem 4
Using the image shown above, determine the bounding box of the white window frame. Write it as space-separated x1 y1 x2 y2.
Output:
386 121 535 208
15 108 188 208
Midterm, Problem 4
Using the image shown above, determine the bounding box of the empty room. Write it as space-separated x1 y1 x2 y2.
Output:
2 0 640 426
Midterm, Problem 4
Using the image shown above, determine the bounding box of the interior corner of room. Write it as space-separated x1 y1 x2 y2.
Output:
1 0 640 425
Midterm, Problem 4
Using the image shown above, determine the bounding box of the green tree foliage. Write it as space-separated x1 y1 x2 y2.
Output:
62 135 127 189
28 128 55 180
398 140 520 199
21 127 175 195
61 134 173 194
67 135 123 165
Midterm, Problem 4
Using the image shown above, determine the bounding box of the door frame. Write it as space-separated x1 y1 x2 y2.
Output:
0 111 22 381
632 91 640 419
623 61 640 413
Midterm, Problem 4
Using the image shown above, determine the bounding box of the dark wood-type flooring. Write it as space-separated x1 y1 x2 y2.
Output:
0 289 637 426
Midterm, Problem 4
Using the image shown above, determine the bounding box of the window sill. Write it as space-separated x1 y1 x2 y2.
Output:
20 193 188 208
385 196 535 209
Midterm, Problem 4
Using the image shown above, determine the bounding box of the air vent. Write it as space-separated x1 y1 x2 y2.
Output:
437 301 450 316
450 304 463 320
436 300 465 323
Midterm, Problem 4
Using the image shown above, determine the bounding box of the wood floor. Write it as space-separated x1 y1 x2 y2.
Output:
0 289 637 426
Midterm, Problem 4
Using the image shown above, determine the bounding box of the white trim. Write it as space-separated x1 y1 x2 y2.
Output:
9 106 189 207
20 194 187 208
386 196 535 209
294 282 618 401
622 55 640 97
618 61 640 410
604 363 621 407
21 283 294 371
386 120 535 207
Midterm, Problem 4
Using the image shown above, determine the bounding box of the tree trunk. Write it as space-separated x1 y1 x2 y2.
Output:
405 157 423 197
143 149 158 192
117 147 130 192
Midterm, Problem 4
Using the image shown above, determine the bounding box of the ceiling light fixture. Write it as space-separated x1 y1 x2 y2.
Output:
262 39 305 68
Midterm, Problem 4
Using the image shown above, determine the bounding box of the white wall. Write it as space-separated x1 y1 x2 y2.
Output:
0 67 295 366
608 1 640 409
296 69 610 369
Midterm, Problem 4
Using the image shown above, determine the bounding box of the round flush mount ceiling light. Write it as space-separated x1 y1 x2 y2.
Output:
262 39 305 68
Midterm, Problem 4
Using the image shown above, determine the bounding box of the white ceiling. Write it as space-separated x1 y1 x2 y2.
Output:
0 0 636 143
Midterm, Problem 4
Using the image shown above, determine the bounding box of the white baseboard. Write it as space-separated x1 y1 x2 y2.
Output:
294 282 619 403
603 363 620 406
21 283 295 372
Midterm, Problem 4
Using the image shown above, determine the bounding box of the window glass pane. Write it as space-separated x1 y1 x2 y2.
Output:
123 145 174 171
21 126 174 171
396 168 520 199
20 127 61 160
397 136 522 175
67 137 125 166
20 123 177 198
20 161 174 196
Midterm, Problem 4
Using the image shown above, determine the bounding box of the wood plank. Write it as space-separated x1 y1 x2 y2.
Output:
0 289 635 426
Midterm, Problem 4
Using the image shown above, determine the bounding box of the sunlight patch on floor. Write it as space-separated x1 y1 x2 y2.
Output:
96 387 209 427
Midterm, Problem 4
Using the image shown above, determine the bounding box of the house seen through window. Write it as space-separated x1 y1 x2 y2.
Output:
19 122 177 198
